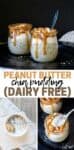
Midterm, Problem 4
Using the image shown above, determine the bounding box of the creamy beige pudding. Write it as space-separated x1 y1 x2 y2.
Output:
44 113 69 142
5 114 28 137
8 23 32 55
40 98 62 114
30 27 58 62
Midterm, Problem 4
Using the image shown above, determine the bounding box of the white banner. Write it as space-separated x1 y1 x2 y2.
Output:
0 69 74 97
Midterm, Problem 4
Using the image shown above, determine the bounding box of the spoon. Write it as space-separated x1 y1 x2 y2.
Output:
51 9 59 28
0 10 59 46
52 109 74 127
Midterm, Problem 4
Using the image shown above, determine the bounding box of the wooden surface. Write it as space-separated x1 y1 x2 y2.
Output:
9 98 37 123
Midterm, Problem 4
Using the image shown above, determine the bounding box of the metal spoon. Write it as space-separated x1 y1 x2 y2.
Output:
51 9 59 28
52 108 74 127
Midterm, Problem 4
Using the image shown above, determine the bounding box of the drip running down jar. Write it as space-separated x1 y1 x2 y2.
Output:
8 23 32 55
30 27 58 62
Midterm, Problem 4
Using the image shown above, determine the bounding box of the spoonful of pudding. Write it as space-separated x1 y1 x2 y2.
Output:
52 109 74 127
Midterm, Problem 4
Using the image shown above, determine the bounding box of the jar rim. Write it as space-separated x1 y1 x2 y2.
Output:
40 98 61 105
8 23 32 32
31 27 57 38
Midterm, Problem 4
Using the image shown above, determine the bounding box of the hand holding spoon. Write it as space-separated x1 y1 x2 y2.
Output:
52 109 74 127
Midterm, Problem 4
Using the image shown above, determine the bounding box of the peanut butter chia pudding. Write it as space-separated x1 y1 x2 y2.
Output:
8 23 32 55
30 27 58 62
5 114 28 137
44 113 69 142
40 98 62 114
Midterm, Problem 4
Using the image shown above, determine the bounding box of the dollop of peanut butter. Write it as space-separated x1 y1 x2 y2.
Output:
31 27 57 39
8 23 32 37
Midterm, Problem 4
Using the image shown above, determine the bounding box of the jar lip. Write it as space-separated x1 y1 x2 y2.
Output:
40 98 61 105
8 23 32 31
31 27 57 38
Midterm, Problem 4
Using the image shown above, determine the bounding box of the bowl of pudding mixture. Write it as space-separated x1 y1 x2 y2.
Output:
30 27 58 62
4 113 28 138
8 23 32 55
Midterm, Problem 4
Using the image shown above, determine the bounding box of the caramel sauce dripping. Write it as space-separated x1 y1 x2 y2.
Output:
40 98 61 114
26 32 31 50
9 23 32 47
40 98 60 105
43 37 47 55
13 32 16 46
35 38 38 58
31 28 57 58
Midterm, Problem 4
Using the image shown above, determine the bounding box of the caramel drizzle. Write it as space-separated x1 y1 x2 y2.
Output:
40 98 61 105
31 28 57 57
9 23 32 47
35 38 38 58
43 38 47 55
40 98 61 114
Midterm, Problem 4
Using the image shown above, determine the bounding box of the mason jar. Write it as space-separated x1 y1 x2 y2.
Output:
8 23 32 55
30 27 58 62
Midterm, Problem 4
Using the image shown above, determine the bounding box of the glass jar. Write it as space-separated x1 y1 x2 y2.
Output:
30 27 58 62
44 113 69 142
8 23 32 55
40 98 62 114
